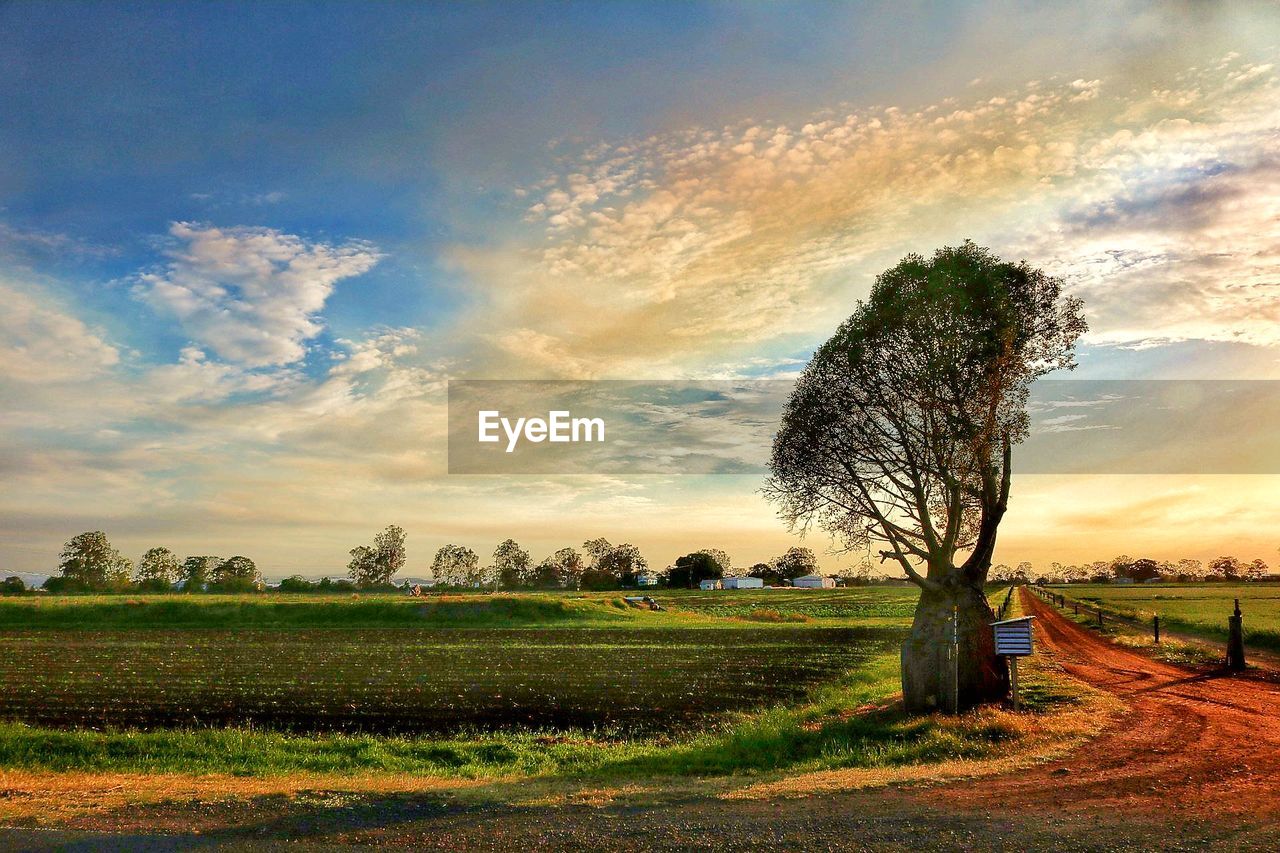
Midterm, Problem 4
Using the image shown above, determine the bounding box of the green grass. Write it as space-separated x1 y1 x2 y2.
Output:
1044 583 1280 652
0 651 1081 780
0 587 1092 781
0 593 648 630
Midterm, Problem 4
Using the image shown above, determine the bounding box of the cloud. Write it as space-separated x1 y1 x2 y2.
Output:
0 279 120 382
443 55 1280 378
134 222 382 367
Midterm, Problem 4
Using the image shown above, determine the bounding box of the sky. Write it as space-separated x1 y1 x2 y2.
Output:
2 1 1279 579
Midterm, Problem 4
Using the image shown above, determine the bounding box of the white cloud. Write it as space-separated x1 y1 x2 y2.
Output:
0 280 120 382
134 222 382 367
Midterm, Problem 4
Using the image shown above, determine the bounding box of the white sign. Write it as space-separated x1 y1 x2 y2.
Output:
991 615 1035 657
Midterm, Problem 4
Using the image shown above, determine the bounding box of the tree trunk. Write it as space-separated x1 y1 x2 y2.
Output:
901 580 1008 712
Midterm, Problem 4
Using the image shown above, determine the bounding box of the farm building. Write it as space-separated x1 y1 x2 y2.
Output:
792 574 835 589
636 574 659 587
722 576 764 589
699 579 722 590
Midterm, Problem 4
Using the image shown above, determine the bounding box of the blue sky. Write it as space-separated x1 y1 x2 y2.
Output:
3 1 1279 577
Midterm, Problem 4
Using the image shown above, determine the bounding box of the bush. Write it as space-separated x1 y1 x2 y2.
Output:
1 577 26 596
277 575 316 593
136 577 173 593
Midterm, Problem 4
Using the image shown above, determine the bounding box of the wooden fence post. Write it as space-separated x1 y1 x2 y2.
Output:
1153 615 1160 644
1227 599 1246 671
1097 607 1104 629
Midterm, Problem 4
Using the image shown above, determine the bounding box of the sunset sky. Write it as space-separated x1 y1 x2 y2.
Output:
3 1 1279 579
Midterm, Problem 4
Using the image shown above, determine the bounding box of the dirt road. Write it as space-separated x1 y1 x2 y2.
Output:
6 589 1280 851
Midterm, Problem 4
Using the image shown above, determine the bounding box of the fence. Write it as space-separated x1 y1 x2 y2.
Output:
1029 586 1247 670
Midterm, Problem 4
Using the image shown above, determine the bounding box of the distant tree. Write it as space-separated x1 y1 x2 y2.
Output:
665 552 725 589
1209 555 1244 581
1088 561 1111 583
1060 564 1088 584
491 539 532 589
136 547 181 591
1109 555 1134 580
1246 558 1270 581
431 544 479 587
581 539 647 589
181 555 221 592
372 525 407 585
57 531 132 591
773 546 820 582
1128 558 1161 582
1 576 25 595
347 525 407 587
695 549 732 576
277 575 316 592
1176 558 1204 581
529 547 582 589
1016 561 1034 583
347 546 378 585
210 556 260 592
749 561 780 585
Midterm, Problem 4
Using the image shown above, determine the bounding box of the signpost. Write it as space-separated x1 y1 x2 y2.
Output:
991 615 1035 711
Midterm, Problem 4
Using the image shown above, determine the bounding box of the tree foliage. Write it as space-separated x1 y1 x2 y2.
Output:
665 552 725 589
211 555 260 591
348 525 407 587
136 547 181 590
766 243 1086 590
491 539 532 588
58 531 132 591
431 544 480 587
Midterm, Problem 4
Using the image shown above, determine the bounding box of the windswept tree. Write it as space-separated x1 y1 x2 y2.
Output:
136 547 181 591
431 544 479 587
767 243 1086 711
491 539 532 588
56 531 132 591
1246 558 1270 581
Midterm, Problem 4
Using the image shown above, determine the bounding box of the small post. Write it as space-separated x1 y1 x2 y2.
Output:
1097 607 1104 629
1227 598 1246 672
1074 602 1079 616
1009 656 1020 711
952 604 960 714
1153 615 1160 644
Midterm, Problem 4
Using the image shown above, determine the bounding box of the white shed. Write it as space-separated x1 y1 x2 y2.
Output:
699 579 722 590
636 574 659 587
792 574 835 589
722 576 764 589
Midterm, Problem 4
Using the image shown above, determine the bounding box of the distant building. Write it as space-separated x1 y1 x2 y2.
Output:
792 574 835 589
722 576 764 589
636 574 659 587
1114 577 1135 585
699 579 722 590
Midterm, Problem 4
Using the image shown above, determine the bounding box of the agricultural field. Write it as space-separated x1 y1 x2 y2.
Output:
1045 583 1280 650
0 625 898 734
0 590 921 743
644 586 920 622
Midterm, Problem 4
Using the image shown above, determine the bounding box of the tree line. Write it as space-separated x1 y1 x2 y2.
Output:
11 528 854 595
992 553 1275 585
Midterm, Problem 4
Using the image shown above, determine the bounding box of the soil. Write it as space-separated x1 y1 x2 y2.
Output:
4 588 1280 851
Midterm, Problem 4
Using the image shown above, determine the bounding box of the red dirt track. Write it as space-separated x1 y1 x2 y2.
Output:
933 589 1280 819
